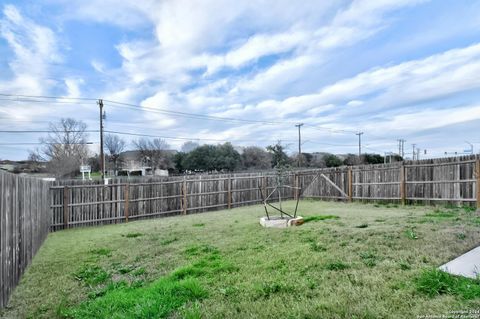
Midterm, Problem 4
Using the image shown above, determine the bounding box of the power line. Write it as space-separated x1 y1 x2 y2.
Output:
0 93 363 134
0 93 97 101
104 129 257 143
0 127 296 145
305 141 357 147
103 100 295 126
0 130 99 133
0 142 96 145
303 124 357 134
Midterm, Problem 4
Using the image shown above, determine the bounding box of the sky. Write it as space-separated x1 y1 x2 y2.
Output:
1 0 480 160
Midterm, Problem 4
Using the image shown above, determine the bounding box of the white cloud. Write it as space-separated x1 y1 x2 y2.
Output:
0 5 60 95
347 100 364 107
64 78 84 98
313 42 480 110
219 0 427 98
364 104 480 133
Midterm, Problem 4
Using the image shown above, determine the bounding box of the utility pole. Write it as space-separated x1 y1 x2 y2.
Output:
412 144 416 160
98 99 105 181
465 141 474 154
356 132 363 158
295 123 304 167
398 139 406 158
416 148 420 160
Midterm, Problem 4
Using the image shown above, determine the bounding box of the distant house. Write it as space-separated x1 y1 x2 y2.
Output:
114 150 176 177
0 160 47 174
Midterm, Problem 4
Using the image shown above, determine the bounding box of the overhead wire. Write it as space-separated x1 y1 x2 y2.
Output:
0 93 362 134
0 92 400 154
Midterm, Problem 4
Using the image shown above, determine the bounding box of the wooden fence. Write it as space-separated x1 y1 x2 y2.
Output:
301 155 479 206
49 172 298 231
0 170 50 308
1 155 480 308
49 155 480 231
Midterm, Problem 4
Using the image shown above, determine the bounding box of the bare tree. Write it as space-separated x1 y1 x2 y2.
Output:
133 138 172 172
104 134 126 174
31 118 90 177
241 146 272 170
181 141 200 153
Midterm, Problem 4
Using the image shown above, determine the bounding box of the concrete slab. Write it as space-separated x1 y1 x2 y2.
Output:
259 216 303 228
439 246 480 279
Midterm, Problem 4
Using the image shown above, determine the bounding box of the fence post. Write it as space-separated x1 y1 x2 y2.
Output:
63 186 69 229
347 167 353 202
124 183 129 222
263 175 267 199
182 178 187 215
294 174 299 200
400 164 406 205
476 159 480 211
227 177 232 209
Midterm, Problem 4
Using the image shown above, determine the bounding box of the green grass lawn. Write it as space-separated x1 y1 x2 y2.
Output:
2 200 480 319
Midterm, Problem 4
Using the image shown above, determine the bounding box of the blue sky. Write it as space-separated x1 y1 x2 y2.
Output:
1 0 480 160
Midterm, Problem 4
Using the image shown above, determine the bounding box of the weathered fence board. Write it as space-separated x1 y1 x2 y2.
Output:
0 170 50 308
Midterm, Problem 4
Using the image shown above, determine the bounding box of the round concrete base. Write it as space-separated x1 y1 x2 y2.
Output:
259 216 304 228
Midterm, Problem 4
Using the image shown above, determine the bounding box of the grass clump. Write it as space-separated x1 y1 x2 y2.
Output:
399 260 411 270
415 269 480 299
456 233 466 240
124 232 143 238
193 223 205 227
310 242 327 252
73 265 110 287
160 237 178 246
359 251 377 267
184 244 219 257
118 265 136 274
90 248 112 257
63 277 206 318
303 215 339 223
462 206 476 213
425 209 456 219
255 282 295 299
172 255 237 280
355 223 369 228
325 261 349 271
405 228 418 240
65 251 232 317
132 267 146 276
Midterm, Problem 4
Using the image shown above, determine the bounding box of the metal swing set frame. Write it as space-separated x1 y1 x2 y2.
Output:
259 171 333 220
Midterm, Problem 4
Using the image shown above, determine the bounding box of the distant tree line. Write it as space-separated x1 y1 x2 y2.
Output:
28 118 402 178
